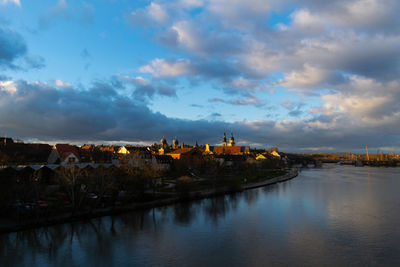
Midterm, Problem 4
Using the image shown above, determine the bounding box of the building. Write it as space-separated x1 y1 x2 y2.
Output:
167 147 193 160
207 132 250 155
117 146 130 155
48 144 80 165
160 137 168 149
228 132 235 146
222 132 227 147
167 147 203 167
79 145 116 163
172 137 179 149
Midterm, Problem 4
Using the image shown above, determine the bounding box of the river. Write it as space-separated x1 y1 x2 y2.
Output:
1 164 400 266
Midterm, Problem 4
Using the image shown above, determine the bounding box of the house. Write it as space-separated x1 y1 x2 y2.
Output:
79 145 116 163
256 153 268 160
267 147 282 158
117 146 130 155
167 148 203 167
123 146 153 168
48 144 80 165
166 147 193 160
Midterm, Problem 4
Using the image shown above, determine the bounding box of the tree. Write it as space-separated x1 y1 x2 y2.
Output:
56 166 89 214
91 166 116 208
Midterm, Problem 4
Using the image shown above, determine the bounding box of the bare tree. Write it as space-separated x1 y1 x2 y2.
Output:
56 166 88 214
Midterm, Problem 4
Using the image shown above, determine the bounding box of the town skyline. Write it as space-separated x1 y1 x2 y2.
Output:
1 0 400 153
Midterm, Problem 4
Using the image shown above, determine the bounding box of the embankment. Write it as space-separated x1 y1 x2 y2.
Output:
0 168 298 233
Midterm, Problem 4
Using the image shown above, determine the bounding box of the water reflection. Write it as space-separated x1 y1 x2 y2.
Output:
1 165 400 266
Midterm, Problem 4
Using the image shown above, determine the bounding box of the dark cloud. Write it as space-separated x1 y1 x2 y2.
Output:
132 83 177 101
0 79 227 145
119 75 177 102
281 101 306 117
0 27 26 68
1 78 400 152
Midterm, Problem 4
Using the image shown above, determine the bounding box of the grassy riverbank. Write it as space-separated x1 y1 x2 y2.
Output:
0 168 297 233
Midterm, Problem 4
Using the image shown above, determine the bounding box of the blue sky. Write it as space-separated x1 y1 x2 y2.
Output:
1 0 400 152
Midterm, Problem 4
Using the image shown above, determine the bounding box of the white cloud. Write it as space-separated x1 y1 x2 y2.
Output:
147 2 169 23
206 0 270 29
318 76 400 121
231 77 254 90
139 58 192 77
54 79 71 88
290 0 399 31
128 2 169 26
171 20 202 51
0 0 20 6
0 80 17 94
178 0 203 8
130 76 151 86
279 64 331 89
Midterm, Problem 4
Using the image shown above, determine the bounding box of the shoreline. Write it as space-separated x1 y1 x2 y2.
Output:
0 168 298 234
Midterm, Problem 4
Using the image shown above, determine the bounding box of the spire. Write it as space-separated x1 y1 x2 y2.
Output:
222 131 227 147
172 136 179 149
229 131 235 146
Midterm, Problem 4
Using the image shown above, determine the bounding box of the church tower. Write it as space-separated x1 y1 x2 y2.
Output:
160 137 168 149
222 132 227 147
172 137 179 149
229 132 235 146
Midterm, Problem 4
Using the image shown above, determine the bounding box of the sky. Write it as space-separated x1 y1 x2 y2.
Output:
0 0 400 153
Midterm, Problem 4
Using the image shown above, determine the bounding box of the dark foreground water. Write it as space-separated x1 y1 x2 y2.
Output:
2 165 400 266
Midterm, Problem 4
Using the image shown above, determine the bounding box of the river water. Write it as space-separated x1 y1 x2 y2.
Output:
1 165 400 266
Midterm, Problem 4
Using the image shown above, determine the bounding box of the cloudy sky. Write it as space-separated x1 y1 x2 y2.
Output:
1 0 400 152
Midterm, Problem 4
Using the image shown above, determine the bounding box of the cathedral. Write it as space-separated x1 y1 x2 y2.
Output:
206 132 250 155
222 132 235 147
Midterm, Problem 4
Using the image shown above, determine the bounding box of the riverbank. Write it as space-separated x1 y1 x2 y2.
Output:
0 168 298 233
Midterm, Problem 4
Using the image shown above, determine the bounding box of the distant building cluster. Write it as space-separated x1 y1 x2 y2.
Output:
0 133 285 171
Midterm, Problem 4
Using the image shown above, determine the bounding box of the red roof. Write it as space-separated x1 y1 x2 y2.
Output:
99 146 116 152
81 145 92 150
213 146 242 155
56 144 80 160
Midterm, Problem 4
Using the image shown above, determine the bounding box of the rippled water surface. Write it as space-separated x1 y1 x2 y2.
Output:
2 165 400 266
